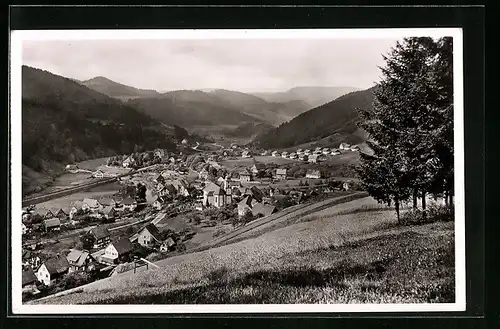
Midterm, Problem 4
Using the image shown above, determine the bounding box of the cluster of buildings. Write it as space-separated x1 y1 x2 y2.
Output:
268 143 359 163
22 196 139 235
22 220 178 293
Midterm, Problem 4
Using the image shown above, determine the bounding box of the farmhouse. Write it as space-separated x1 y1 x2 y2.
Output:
101 238 135 265
289 152 297 159
306 169 321 179
160 237 176 252
237 196 254 216
66 249 97 273
241 150 252 158
251 203 277 218
251 163 266 176
82 198 102 213
238 168 253 182
22 249 41 269
89 226 111 249
48 208 68 219
36 256 70 286
271 151 279 157
93 170 104 178
44 218 61 231
99 197 117 208
172 179 190 197
69 201 84 218
308 155 319 163
281 151 289 158
339 143 351 150
121 197 137 211
275 168 287 180
33 208 54 220
100 206 116 219
22 267 38 292
137 223 164 248
159 184 177 198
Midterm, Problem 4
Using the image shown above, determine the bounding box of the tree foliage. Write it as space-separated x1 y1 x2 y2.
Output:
357 37 454 223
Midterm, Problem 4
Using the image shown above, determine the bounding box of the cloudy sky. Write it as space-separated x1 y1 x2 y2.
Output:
22 38 400 92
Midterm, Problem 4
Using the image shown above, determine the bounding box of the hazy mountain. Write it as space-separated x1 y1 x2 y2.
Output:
126 90 264 128
253 87 376 149
22 66 176 195
207 89 310 124
81 76 160 100
254 86 360 109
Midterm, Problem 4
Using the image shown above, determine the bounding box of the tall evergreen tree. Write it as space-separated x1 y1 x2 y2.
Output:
357 37 454 222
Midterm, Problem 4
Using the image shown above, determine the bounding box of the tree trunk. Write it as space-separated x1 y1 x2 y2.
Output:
413 189 418 209
395 198 400 225
422 191 427 221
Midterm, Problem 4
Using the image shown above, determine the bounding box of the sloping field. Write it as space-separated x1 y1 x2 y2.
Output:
31 194 454 305
202 192 370 248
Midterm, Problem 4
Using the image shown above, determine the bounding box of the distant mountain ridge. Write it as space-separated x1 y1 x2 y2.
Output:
254 86 360 109
81 76 160 100
253 87 376 149
22 66 176 195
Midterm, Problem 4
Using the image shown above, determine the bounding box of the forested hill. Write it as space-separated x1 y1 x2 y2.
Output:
22 66 176 195
81 76 160 100
253 87 376 149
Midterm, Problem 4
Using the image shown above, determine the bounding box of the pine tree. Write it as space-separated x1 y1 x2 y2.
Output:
357 37 453 222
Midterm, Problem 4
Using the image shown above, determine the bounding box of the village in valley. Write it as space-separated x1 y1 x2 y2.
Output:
21 138 361 300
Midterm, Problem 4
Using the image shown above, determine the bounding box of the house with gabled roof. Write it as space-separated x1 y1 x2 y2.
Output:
281 151 289 158
121 197 137 211
100 206 116 219
306 169 321 179
99 197 117 208
33 208 54 220
275 168 287 180
36 256 70 286
339 142 351 150
44 218 61 231
66 249 97 273
308 154 319 163
159 184 177 198
49 207 68 219
241 150 252 158
203 182 231 208
238 196 254 216
172 179 190 197
238 168 253 182
22 267 38 292
89 226 111 249
271 150 279 157
251 203 277 218
137 223 164 248
251 163 266 175
101 238 135 265
82 198 102 213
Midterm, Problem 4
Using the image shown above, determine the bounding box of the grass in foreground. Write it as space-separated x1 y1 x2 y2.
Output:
37 219 454 304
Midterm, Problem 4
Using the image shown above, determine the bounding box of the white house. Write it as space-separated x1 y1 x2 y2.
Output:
281 151 289 158
121 197 137 211
271 151 279 157
93 170 104 178
160 237 176 252
306 169 321 179
339 143 351 150
238 168 253 182
137 223 164 248
304 149 311 155
308 155 319 163
36 257 69 286
242 150 252 158
343 182 350 191
101 238 135 265
275 168 287 180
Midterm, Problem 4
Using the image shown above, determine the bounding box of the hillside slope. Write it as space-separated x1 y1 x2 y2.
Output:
80 76 160 100
208 89 310 124
22 66 176 195
254 86 360 109
126 90 264 128
253 87 376 149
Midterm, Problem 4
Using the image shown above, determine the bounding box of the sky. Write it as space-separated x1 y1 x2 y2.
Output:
22 38 400 93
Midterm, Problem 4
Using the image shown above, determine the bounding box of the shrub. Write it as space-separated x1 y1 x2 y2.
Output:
401 209 424 225
428 204 454 222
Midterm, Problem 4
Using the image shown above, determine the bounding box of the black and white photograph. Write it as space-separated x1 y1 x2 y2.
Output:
10 28 464 313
